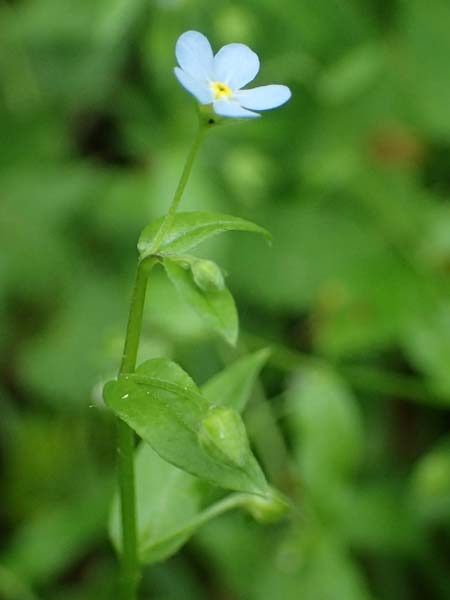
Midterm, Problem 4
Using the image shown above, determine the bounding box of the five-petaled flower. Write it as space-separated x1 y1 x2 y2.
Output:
174 31 291 119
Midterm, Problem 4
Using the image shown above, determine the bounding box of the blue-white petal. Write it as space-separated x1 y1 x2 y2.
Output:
175 31 214 80
235 85 292 110
213 100 260 119
213 43 260 91
174 67 213 104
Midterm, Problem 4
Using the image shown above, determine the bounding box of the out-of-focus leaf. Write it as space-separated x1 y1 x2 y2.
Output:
104 358 269 496
419 205 450 268
402 303 450 402
138 211 270 257
230 200 394 310
0 566 38 600
256 533 373 600
317 43 384 104
231 198 428 357
164 257 238 345
193 510 270 594
411 438 450 524
287 365 364 485
195 515 373 600
201 349 270 412
1 477 111 587
341 484 422 555
18 276 125 409
401 0 450 138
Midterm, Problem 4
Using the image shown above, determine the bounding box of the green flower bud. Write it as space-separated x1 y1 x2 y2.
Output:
198 406 249 467
243 489 290 523
191 259 225 293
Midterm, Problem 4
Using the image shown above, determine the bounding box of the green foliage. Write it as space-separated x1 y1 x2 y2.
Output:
111 442 202 565
202 348 270 411
2 0 450 598
109 351 276 564
138 211 271 258
287 365 364 485
104 358 269 495
164 257 238 345
411 438 450 523
1 479 111 587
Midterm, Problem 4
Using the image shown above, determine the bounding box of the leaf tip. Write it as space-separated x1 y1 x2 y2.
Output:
226 330 239 347
256 347 272 363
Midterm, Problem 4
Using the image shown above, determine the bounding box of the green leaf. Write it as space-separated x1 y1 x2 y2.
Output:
110 352 285 565
110 443 270 565
201 349 271 413
317 43 384 104
164 257 238 345
2 477 111 586
403 304 450 403
402 0 450 138
138 211 271 257
287 365 364 486
103 358 269 496
411 438 450 523
110 443 202 564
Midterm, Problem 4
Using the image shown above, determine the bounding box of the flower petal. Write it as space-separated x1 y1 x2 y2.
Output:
235 85 292 110
175 31 214 80
174 67 213 104
213 43 260 90
213 100 260 119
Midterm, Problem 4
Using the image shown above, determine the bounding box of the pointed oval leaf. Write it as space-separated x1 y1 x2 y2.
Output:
104 359 269 496
110 444 283 565
201 349 271 413
110 444 272 565
138 211 271 257
287 365 364 486
164 257 238 345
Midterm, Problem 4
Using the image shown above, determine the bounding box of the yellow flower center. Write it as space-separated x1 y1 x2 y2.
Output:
211 81 232 100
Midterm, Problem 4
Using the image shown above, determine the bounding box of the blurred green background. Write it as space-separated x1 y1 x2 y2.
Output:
1 0 450 598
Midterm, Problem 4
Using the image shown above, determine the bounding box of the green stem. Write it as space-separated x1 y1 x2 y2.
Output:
117 258 154 600
116 420 139 599
120 261 153 374
114 119 206 597
149 123 207 254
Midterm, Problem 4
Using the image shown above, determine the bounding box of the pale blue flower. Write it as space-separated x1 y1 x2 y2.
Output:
174 31 291 119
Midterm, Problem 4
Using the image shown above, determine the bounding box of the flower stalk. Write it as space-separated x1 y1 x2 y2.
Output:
115 119 207 598
148 123 207 255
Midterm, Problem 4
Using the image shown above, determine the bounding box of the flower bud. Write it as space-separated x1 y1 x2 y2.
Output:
191 259 225 293
198 406 249 467
243 490 290 523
